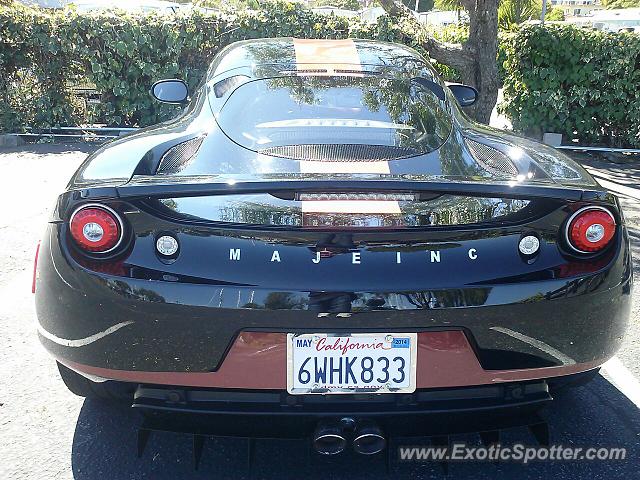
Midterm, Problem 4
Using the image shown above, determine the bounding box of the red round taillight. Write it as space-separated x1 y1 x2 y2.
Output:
566 207 616 253
69 205 123 253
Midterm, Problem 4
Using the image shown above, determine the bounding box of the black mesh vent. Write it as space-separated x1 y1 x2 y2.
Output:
464 138 519 177
259 144 420 162
157 136 205 174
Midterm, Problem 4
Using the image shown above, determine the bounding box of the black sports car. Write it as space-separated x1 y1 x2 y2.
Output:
35 38 632 454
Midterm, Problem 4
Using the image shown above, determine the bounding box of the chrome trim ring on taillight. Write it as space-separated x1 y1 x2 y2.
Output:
69 203 125 254
564 205 616 254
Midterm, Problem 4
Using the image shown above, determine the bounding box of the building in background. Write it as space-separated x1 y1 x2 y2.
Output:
67 0 185 13
590 7 640 30
311 5 361 17
18 0 187 11
359 5 386 22
359 7 469 24
548 0 602 17
17 0 65 7
418 9 469 25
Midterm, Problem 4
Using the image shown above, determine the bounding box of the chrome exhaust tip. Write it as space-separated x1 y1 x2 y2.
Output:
312 422 347 455
352 423 386 455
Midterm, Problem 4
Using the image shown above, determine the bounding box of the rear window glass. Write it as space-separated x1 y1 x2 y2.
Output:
214 75 452 160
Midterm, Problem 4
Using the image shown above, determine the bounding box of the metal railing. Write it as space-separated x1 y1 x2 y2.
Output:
556 145 640 154
19 126 139 140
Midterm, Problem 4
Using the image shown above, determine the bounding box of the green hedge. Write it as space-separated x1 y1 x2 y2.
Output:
2 4 639 148
0 2 493 131
500 25 640 147
0 3 331 128
0 2 454 130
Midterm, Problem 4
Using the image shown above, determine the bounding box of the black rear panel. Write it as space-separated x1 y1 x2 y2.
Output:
69 195 614 293
150 193 540 229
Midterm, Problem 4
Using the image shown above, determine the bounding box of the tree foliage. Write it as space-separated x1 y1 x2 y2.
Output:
433 0 462 10
602 0 640 9
497 0 565 29
196 0 260 10
2 2 637 147
545 6 564 21
313 0 362 10
498 0 540 29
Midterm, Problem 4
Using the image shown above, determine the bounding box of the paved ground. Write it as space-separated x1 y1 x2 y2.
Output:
0 143 638 479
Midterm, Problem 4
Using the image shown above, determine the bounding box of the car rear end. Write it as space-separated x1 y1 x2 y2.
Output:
34 43 632 447
35 174 631 377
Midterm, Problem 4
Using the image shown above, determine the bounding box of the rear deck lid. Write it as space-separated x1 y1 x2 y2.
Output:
117 173 592 230
213 75 453 161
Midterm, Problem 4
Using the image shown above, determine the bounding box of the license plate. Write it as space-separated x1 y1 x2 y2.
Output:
287 333 417 395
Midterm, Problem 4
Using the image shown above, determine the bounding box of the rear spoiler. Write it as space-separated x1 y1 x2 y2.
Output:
74 177 611 203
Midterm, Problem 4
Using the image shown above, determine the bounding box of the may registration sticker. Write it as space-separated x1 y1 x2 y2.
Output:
286 333 417 395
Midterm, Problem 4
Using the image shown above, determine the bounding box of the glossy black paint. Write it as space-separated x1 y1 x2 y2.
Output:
36 38 633 382
69 38 597 187
448 83 478 107
36 192 632 372
132 383 553 439
214 75 453 157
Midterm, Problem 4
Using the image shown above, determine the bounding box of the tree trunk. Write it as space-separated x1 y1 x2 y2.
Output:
460 0 499 124
377 0 499 125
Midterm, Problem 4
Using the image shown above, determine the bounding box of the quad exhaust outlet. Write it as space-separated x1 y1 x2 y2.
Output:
312 421 348 455
312 419 386 456
352 422 386 455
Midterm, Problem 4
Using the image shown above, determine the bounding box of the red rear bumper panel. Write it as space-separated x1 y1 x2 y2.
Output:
59 330 602 389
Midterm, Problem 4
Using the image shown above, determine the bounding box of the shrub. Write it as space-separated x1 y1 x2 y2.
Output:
0 2 503 131
545 7 564 21
0 1 357 129
500 24 640 147
3 4 638 149
0 3 82 131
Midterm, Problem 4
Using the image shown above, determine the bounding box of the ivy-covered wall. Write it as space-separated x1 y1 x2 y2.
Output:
500 25 640 147
1 2 639 147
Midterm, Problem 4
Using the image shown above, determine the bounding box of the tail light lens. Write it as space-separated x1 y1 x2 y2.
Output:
566 207 616 253
69 205 123 253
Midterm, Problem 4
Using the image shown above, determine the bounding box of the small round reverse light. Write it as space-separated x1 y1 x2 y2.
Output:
566 207 616 253
519 235 540 255
70 205 122 253
156 235 179 257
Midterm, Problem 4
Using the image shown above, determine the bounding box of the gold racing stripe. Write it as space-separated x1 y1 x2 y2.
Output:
299 160 390 174
302 200 401 214
293 39 399 215
293 38 386 175
293 38 362 75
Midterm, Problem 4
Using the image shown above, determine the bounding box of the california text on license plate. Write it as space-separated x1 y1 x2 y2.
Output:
286 333 417 394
